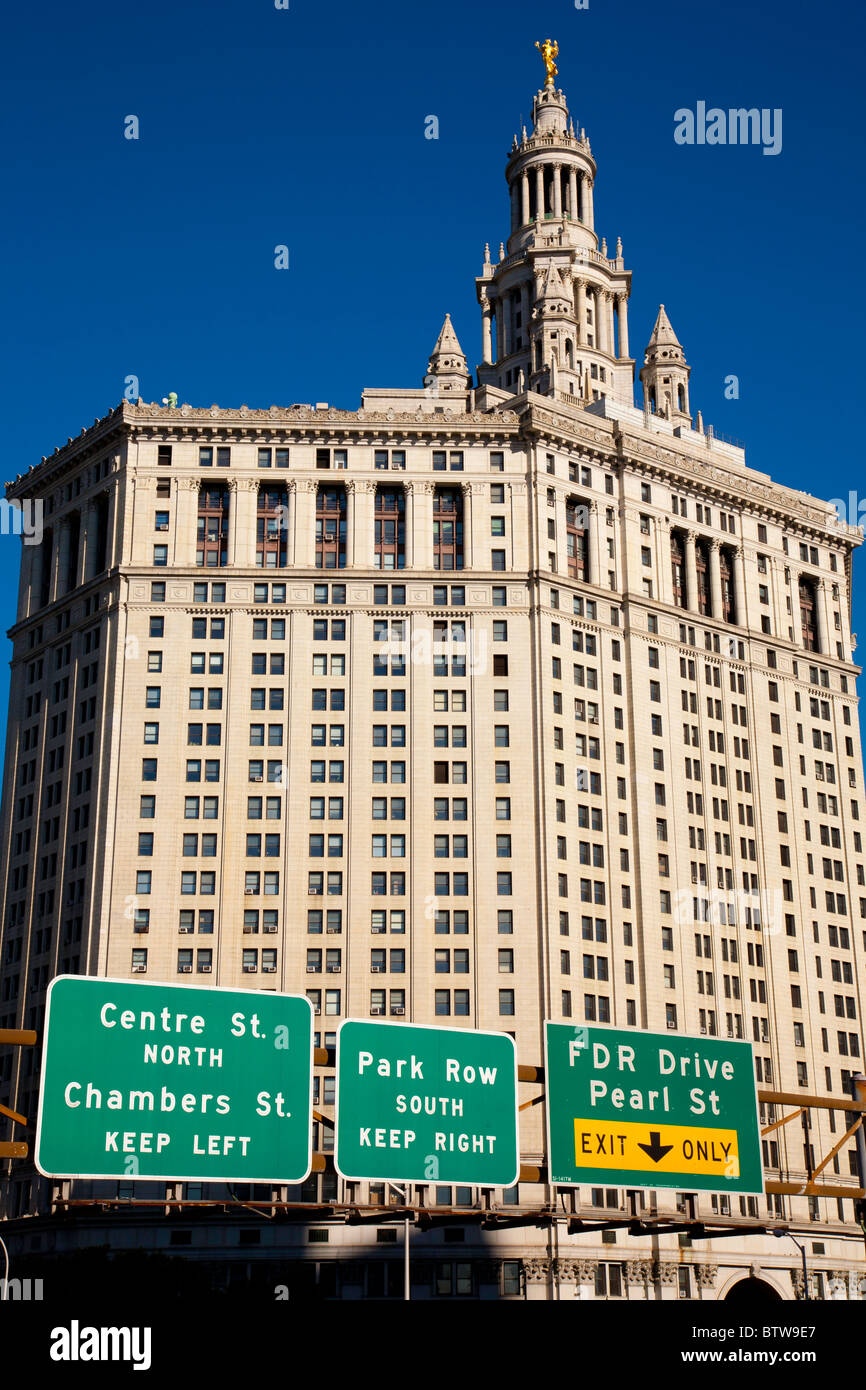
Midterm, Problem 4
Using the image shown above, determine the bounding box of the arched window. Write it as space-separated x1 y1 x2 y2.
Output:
375 486 405 570
799 577 818 651
257 485 288 569
316 486 346 569
433 488 463 571
197 485 230 568
566 497 589 581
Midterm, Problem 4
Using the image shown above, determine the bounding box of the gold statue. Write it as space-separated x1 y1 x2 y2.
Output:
535 38 559 87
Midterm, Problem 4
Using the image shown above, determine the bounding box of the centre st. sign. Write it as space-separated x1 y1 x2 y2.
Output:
35 976 314 1184
334 1019 519 1187
545 1022 763 1194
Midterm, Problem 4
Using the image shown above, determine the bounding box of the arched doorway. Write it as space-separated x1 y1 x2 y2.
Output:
724 1276 782 1302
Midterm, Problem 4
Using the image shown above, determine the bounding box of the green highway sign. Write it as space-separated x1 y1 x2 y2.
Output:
36 976 314 1184
335 1019 519 1186
545 1022 763 1194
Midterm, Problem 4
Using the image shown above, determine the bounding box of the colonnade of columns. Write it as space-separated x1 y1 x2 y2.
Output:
19 488 117 620
480 281 631 367
511 164 594 231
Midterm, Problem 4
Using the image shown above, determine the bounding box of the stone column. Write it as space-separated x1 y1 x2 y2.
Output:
460 483 473 569
354 481 377 569
656 519 678 606
575 278 587 345
175 479 201 568
501 295 510 358
521 171 530 225
554 489 568 578
552 164 562 217
584 176 594 229
814 578 829 654
495 299 505 360
534 166 544 221
232 478 259 567
481 295 493 364
344 480 356 567
588 502 602 587
733 547 747 627
415 482 435 570
104 484 119 571
510 182 519 234
568 168 578 220
285 481 297 567
55 517 73 599
295 479 318 569
403 482 414 569
684 531 698 612
709 539 724 619
617 294 630 359
596 290 609 355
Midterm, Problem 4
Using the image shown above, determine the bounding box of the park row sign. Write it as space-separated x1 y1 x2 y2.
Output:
34 978 762 1194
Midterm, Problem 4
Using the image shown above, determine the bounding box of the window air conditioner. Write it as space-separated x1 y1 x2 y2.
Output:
244 888 257 895
327 965 340 973
132 965 146 973
306 966 318 974
370 1006 384 1015
699 1025 707 1034
178 965 192 974
250 775 263 782
199 965 212 973
310 887 323 895
392 1007 405 1015
262 965 276 973
371 965 383 973
263 925 277 933
243 965 257 973
243 925 254 933
326 926 340 933
667 1021 677 1029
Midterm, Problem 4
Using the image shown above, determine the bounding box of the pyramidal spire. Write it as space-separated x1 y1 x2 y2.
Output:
647 303 682 349
640 304 691 422
424 314 471 397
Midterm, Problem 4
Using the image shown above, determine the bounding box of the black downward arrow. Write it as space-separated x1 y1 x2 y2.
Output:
638 1130 673 1163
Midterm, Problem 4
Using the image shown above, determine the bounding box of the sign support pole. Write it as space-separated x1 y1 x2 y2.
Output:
388 1182 410 1301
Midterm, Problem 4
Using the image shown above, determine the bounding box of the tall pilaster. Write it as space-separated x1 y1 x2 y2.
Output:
709 539 724 619
684 531 698 613
295 480 318 569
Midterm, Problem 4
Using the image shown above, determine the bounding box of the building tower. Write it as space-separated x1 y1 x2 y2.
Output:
475 73 633 406
423 314 472 399
639 304 692 422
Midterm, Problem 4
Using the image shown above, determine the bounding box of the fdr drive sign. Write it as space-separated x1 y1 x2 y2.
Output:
335 1019 519 1187
35 976 314 1184
545 1022 763 1195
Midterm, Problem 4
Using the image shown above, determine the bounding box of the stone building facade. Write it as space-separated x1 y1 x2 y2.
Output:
0 63 864 1301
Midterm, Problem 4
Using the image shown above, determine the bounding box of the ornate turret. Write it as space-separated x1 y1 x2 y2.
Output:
423 314 471 396
475 41 634 406
639 304 692 423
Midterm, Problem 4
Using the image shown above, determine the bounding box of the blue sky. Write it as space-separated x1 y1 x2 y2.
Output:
1 0 864 742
